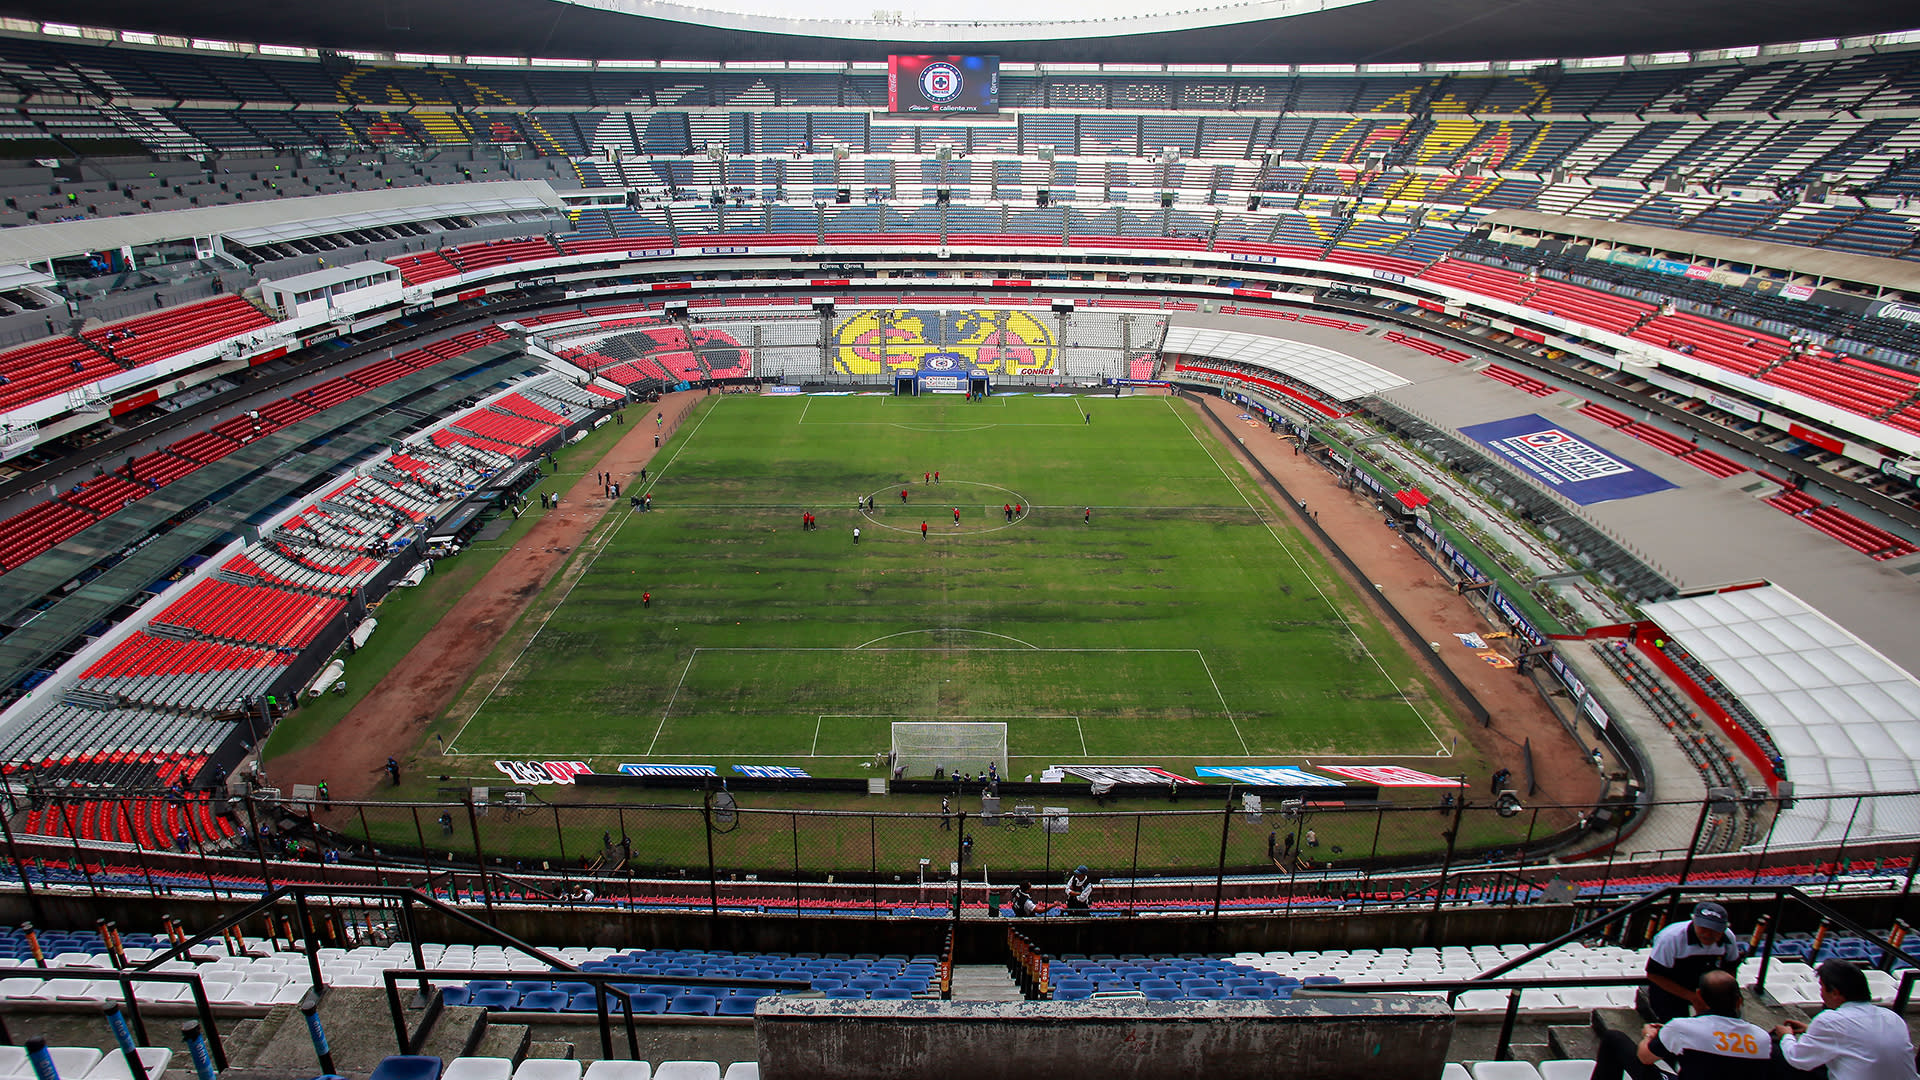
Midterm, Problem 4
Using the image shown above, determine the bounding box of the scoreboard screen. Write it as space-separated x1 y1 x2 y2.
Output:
888 55 999 114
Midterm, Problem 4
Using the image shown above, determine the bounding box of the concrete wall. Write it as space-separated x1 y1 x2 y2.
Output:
755 996 1455 1080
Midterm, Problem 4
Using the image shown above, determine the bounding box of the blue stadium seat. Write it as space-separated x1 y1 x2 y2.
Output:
516 991 569 1011
1053 988 1092 1001
629 994 669 1015
369 1057 442 1080
667 994 717 1017
471 988 519 1010
440 987 471 1007
717 997 759 1016
871 989 913 1000
824 989 866 1000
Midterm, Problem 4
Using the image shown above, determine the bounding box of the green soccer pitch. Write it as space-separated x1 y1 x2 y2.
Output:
446 392 1459 775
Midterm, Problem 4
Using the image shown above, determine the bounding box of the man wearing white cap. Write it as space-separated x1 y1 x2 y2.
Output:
1644 901 1745 1022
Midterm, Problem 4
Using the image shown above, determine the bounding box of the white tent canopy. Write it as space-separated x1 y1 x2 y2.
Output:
1162 325 1409 402
1644 584 1920 848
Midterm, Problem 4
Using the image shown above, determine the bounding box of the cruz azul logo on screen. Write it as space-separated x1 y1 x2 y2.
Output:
919 62 964 104
1497 427 1633 485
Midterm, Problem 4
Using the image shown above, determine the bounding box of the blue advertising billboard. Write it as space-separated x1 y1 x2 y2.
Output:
1459 414 1677 505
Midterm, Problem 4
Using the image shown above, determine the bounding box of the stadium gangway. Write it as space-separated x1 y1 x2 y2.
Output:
122 882 805 1061
1307 882 1920 1061
0 963 229 1070
376 965 811 1062
139 883 561 999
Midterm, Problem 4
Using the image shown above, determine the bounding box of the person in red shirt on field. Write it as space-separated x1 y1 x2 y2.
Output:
921 522 928 539
900 489 909 503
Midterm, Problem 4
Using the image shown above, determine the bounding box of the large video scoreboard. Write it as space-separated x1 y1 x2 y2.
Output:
887 55 999 114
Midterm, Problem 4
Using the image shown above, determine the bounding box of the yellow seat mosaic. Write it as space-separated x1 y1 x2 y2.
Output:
833 309 1058 377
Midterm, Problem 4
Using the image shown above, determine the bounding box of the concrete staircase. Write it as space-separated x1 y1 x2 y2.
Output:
948 965 1025 1002
214 987 574 1080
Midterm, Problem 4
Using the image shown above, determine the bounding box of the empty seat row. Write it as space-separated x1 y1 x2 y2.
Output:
374 1057 754 1080
0 1043 172 1080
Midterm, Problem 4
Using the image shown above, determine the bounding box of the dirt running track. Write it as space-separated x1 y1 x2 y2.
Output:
1193 394 1598 813
273 392 701 800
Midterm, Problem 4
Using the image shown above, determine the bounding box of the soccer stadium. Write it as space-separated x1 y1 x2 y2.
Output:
0 0 1917 1073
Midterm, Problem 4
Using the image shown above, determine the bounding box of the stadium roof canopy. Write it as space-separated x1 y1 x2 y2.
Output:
1642 585 1920 849
17 0 1920 65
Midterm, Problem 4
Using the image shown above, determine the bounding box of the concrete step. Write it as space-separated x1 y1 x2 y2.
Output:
245 987 425 1075
223 1004 295 1070
1507 1042 1551 1066
525 1041 575 1060
1547 1023 1599 1062
947 964 1025 1002
471 1020 532 1064
416 1004 491 1062
221 1015 274 1069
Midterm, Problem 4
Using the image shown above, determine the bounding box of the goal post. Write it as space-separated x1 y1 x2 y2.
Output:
890 721 1008 779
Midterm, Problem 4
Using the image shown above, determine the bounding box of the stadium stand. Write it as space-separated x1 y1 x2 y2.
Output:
0 26 1918 1080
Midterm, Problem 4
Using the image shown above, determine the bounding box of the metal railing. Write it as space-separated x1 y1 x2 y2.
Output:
2 788 1919 921
0 965 228 1069
1306 882 1920 1059
377 967 810 1060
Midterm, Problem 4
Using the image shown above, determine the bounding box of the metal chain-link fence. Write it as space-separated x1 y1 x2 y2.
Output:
3 786 1919 918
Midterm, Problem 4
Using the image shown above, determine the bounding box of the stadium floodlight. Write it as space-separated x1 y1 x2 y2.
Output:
890 722 1007 779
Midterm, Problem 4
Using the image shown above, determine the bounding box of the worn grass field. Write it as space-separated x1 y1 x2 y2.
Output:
447 392 1456 777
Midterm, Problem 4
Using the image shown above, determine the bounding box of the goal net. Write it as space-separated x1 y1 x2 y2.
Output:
889 722 1008 779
